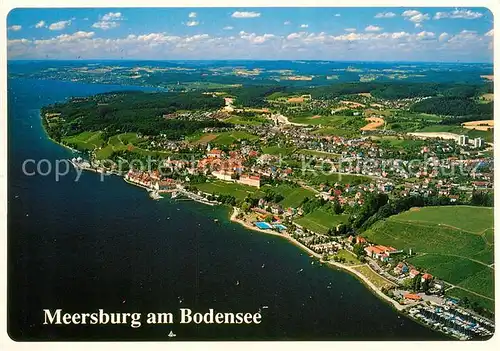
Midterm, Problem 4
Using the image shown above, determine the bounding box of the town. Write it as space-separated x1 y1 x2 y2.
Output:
52 82 494 340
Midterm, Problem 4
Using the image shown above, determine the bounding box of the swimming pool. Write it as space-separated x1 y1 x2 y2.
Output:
255 221 273 229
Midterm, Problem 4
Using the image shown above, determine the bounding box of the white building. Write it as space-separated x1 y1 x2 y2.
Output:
473 137 484 148
458 135 469 146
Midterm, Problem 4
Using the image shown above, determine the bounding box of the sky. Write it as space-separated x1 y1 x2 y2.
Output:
7 7 494 62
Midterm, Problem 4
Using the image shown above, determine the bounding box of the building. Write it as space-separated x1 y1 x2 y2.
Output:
364 245 400 262
409 269 420 278
212 170 234 181
404 293 422 301
458 135 469 146
237 174 261 188
473 137 484 148
421 273 433 282
393 262 409 275
208 149 224 158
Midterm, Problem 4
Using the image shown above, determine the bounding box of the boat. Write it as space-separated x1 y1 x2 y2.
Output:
214 218 219 223
236 280 240 286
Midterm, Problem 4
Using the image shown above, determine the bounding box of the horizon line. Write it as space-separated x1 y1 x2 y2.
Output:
7 58 494 65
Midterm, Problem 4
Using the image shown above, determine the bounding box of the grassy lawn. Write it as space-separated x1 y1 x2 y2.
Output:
295 208 348 235
195 181 264 201
393 206 493 234
63 131 104 150
334 249 361 265
261 146 296 156
353 265 395 289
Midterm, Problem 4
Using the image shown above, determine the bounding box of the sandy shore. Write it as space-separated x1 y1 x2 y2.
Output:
229 207 405 311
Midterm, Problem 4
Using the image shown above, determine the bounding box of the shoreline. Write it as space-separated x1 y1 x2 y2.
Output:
228 207 406 312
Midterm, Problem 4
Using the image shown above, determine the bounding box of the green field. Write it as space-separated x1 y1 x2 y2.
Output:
394 206 493 234
195 181 264 201
289 114 348 126
94 132 170 160
261 146 296 156
295 208 348 235
271 185 315 209
364 206 494 308
445 287 494 311
353 265 395 289
63 131 104 150
226 115 269 126
212 131 259 145
333 249 361 265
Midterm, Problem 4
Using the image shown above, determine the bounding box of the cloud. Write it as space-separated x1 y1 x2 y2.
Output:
239 31 276 44
402 10 430 24
439 32 449 42
102 12 123 21
300 24 309 28
284 21 291 25
485 29 493 37
416 31 435 40
374 12 396 18
344 28 356 32
186 21 199 27
8 25 22 31
434 9 483 20
92 21 120 30
188 12 197 18
7 28 493 62
231 11 261 18
402 10 421 17
49 20 72 31
223 26 234 30
35 21 46 29
365 25 382 32
92 12 124 30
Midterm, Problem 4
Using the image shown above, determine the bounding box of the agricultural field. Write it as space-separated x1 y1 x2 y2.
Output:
364 206 494 309
394 206 493 234
226 114 270 126
212 131 259 145
195 180 265 201
62 131 105 150
289 114 348 126
444 287 494 312
274 185 315 208
295 208 348 235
